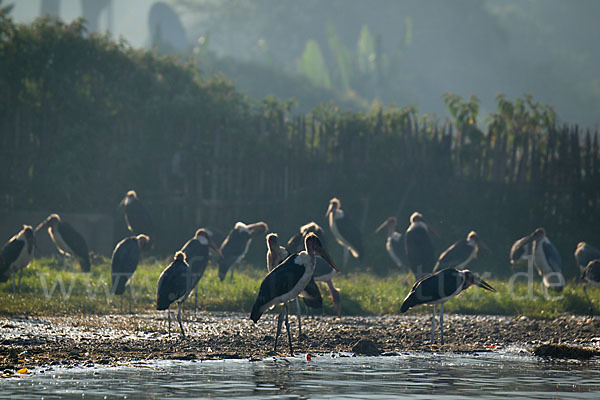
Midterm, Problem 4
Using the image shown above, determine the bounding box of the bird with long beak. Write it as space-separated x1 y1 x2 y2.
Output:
0 225 37 292
375 216 408 273
400 268 495 345
326 197 363 269
35 214 91 272
514 228 564 297
157 251 191 338
120 190 153 240
251 233 338 355
434 231 490 272
266 233 322 337
404 212 438 279
287 222 340 317
218 221 269 281
180 228 223 310
111 234 151 311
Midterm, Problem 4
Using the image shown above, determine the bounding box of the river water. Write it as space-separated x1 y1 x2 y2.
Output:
2 349 599 399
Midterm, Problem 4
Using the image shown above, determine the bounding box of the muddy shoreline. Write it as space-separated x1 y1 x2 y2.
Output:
1 312 599 373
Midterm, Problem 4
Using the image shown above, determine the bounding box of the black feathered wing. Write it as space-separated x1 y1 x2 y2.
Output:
250 256 306 322
111 237 141 295
58 222 91 272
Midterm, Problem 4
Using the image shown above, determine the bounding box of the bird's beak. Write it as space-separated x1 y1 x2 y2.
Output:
210 240 223 258
34 221 47 234
374 220 388 234
325 203 334 218
473 275 496 292
317 247 339 272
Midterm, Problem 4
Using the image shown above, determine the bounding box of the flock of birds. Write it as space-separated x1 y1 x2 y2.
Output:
1 192 600 354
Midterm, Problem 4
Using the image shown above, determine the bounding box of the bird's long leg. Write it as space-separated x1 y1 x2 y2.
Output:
284 303 294 356
583 285 594 315
168 310 171 336
69 256 74 272
120 295 123 313
17 269 23 292
541 282 548 299
11 273 16 293
295 297 302 338
431 305 436 344
327 280 341 317
274 308 284 353
177 302 185 338
440 303 444 346
194 285 199 313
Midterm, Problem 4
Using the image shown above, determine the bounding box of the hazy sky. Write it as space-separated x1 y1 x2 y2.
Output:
9 0 154 48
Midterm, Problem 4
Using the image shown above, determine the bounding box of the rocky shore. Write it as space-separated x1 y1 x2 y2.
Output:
1 312 599 374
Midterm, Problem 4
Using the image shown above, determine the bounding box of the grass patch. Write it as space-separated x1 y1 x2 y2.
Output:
1 258 599 319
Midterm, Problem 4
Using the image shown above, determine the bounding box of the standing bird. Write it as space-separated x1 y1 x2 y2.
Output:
180 228 223 310
325 197 363 269
266 233 322 337
35 214 91 272
404 212 437 279
120 190 153 239
581 260 600 314
218 221 269 281
433 231 488 272
531 228 564 296
400 268 495 345
375 216 408 273
288 222 340 317
513 228 564 296
575 242 600 274
157 251 191 338
0 225 36 292
251 233 337 355
510 234 534 269
111 234 150 311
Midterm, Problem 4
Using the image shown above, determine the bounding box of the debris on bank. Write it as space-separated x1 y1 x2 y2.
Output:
352 339 381 356
533 344 600 360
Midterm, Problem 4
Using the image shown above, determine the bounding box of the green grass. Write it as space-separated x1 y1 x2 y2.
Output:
0 258 599 319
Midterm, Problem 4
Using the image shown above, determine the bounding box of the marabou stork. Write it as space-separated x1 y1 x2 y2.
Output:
286 222 327 254
375 216 408 273
251 233 337 355
326 198 363 268
35 214 91 272
157 251 191 337
0 225 36 292
218 221 269 281
266 233 322 337
433 231 488 272
111 234 150 311
400 268 495 345
581 260 600 314
575 242 600 274
288 222 340 317
404 212 437 279
513 228 564 297
510 234 534 269
180 228 222 310
120 190 153 239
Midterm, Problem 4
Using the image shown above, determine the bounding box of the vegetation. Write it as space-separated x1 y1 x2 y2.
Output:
1 16 599 279
0 259 598 319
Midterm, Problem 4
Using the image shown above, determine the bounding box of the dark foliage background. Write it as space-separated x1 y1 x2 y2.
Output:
1 14 598 278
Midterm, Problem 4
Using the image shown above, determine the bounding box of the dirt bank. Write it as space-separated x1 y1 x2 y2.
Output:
1 312 599 373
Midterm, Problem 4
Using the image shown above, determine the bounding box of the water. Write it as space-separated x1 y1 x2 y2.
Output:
2 350 599 399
